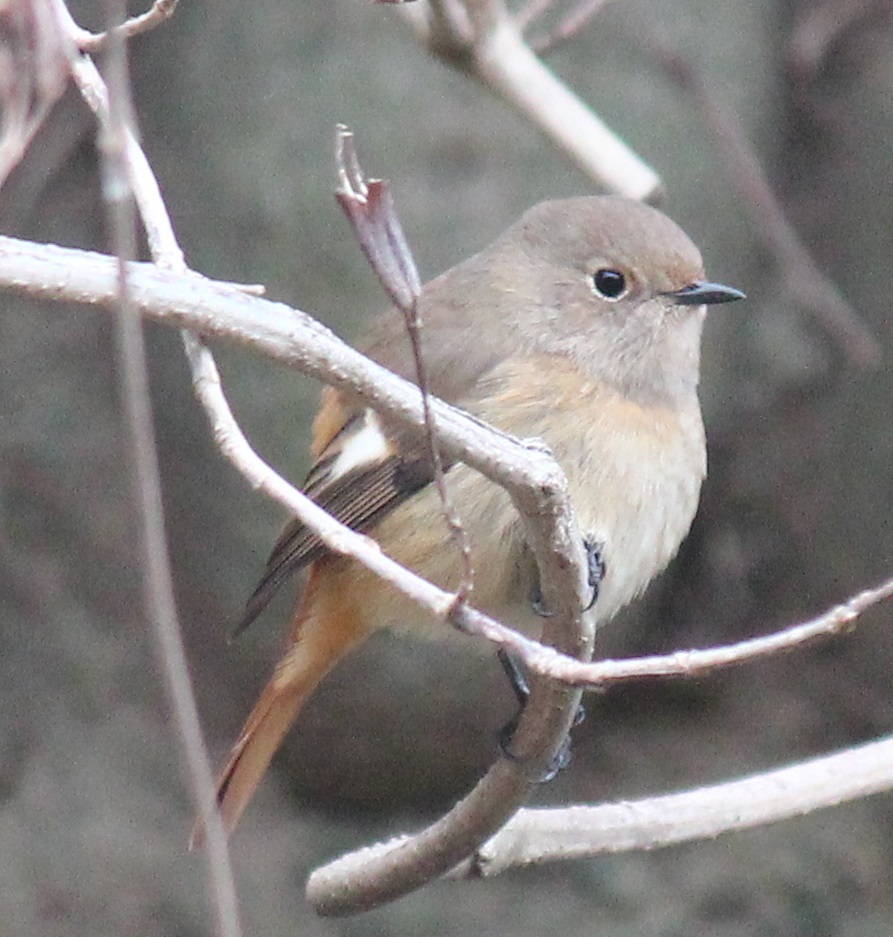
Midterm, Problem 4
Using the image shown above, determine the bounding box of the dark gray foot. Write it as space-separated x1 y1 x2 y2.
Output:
528 537 606 617
496 648 585 781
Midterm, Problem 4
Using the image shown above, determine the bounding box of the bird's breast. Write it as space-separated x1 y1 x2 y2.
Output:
556 391 706 623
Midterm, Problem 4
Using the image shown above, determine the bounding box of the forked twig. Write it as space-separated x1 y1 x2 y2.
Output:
394 0 662 200
73 0 178 52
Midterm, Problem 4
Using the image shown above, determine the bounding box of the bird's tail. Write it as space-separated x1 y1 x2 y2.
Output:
190 567 366 847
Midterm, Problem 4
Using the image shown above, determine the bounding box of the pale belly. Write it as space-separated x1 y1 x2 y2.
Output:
346 395 705 644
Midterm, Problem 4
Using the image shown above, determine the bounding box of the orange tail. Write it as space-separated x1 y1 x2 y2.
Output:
191 570 367 847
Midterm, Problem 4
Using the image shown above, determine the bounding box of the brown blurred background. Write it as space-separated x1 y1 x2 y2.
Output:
2 0 893 934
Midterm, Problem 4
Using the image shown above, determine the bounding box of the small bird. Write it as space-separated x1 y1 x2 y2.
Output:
193 195 744 844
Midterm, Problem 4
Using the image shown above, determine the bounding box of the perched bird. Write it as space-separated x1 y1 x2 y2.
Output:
193 195 744 843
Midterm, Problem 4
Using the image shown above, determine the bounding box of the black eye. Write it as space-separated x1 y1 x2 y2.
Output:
592 268 627 300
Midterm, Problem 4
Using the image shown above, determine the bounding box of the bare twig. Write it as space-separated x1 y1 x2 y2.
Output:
528 0 612 55
2 235 891 692
0 228 592 910
47 1 242 934
636 28 880 367
445 733 893 876
395 0 662 201
335 125 475 605
73 0 178 52
553 574 893 686
788 0 878 79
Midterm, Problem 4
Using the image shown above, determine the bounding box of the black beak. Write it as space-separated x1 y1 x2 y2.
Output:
665 280 746 306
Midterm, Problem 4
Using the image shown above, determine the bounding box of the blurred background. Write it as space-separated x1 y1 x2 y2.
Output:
2 0 893 933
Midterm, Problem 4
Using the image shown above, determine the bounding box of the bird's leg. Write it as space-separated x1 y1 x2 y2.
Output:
584 537 606 611
510 537 602 776
496 647 585 781
529 537 605 616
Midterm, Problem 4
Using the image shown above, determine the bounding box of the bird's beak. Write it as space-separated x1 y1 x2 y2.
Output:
664 280 746 306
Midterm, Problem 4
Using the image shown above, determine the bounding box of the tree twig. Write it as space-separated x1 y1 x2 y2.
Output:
635 27 880 367
528 0 612 55
72 0 178 52
395 0 662 201
47 2 242 933
0 0 70 189
3 233 891 688
335 125 475 605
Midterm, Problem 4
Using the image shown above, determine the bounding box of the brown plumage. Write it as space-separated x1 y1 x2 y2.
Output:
191 196 743 846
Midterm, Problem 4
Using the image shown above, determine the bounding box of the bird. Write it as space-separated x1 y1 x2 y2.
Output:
192 195 744 844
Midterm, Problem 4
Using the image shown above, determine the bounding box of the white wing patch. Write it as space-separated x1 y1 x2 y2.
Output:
327 409 390 481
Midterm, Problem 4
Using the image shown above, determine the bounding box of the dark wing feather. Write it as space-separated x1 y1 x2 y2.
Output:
234 448 437 636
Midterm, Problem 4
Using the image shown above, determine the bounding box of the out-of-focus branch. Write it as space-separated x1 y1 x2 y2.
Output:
0 0 70 188
394 0 662 201
527 0 612 55
71 0 178 52
445 733 893 877
788 0 879 80
633 28 880 368
46 2 242 934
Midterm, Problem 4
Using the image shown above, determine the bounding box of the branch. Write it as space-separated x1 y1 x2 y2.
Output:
1 235 891 687
335 125 475 604
788 0 878 79
550 574 893 687
46 1 241 932
72 0 179 52
395 0 662 201
0 231 594 909
635 27 880 368
6 233 893 906
445 733 893 877
0 0 70 188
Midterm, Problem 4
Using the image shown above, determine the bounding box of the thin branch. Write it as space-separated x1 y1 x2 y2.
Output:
636 27 880 367
395 0 662 201
1 235 891 694
550 574 893 686
446 733 893 877
73 0 178 52
335 125 475 605
48 2 242 934
788 0 878 79
528 0 612 55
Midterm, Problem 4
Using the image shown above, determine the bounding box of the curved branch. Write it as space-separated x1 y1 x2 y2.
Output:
0 236 890 693
446 733 893 877
0 234 593 910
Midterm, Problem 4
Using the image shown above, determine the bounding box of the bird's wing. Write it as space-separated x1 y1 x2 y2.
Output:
234 403 439 635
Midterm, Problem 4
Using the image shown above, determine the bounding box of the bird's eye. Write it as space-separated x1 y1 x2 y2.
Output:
591 268 628 300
